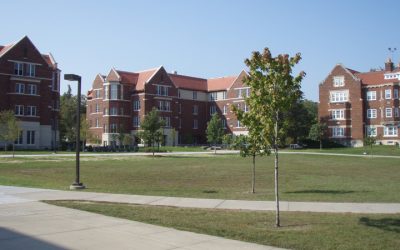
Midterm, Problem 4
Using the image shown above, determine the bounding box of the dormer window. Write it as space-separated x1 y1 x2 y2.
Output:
333 76 345 87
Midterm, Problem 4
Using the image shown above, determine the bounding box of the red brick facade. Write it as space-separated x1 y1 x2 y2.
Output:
319 61 400 146
0 36 60 149
87 66 249 146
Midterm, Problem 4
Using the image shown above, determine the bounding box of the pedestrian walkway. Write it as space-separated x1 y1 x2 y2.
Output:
0 186 279 250
1 185 399 214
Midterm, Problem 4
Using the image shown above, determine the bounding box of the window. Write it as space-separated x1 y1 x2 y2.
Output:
110 107 118 115
245 88 250 97
385 89 391 99
236 120 241 128
210 105 216 115
104 86 109 99
15 131 23 145
193 105 198 115
367 109 377 119
236 89 242 98
178 90 181 98
110 84 118 100
133 100 140 111
94 89 101 98
331 109 345 120
26 64 35 77
120 107 124 115
156 85 168 96
14 62 23 75
95 104 100 113
222 119 226 128
394 89 399 99
26 130 35 145
385 108 392 118
15 83 25 94
330 91 348 102
193 91 197 100
133 116 140 127
395 107 399 117
27 84 37 95
193 119 198 129
333 76 345 87
26 106 37 116
222 91 227 100
244 104 249 113
384 125 398 137
15 105 24 116
157 100 170 111
332 127 345 137
95 118 99 127
179 103 182 113
210 92 217 101
179 119 182 128
110 124 117 133
366 126 377 137
103 108 108 115
366 91 376 101
162 117 171 127
223 105 227 115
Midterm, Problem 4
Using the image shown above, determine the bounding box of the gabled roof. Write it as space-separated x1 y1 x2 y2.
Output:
355 69 400 85
136 67 160 91
207 76 237 91
98 66 243 92
0 36 58 68
169 74 208 91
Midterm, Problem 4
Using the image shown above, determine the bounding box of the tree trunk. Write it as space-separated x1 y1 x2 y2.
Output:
252 154 256 193
274 114 280 227
12 143 15 158
214 142 217 155
319 139 322 151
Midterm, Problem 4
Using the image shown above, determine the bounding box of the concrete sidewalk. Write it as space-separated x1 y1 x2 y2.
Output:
0 187 279 250
1 185 400 214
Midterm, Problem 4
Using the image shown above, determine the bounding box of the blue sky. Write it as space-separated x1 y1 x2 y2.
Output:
1 0 399 101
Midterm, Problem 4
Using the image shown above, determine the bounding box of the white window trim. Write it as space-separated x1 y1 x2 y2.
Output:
367 109 377 119
366 91 376 101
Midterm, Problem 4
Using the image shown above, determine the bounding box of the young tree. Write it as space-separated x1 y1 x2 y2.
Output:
206 113 224 154
240 48 305 227
363 135 376 156
232 134 269 193
222 134 234 149
140 108 165 156
0 110 20 157
308 122 327 150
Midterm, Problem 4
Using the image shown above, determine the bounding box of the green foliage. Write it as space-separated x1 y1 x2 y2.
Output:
308 122 327 149
60 85 87 144
232 135 269 158
0 110 20 153
222 134 234 149
236 47 305 226
206 113 224 146
284 99 318 143
139 108 165 155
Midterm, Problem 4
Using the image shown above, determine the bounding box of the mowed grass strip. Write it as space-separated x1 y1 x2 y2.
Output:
1 154 400 202
46 200 400 250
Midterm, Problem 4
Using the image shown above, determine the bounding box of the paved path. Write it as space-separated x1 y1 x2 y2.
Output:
1 150 400 159
0 186 279 250
1 186 400 214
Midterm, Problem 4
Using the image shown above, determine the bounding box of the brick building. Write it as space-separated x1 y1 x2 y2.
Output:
0 36 60 149
319 59 400 146
86 66 249 146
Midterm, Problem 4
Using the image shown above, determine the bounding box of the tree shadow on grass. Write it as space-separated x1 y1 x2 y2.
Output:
359 217 400 233
285 189 358 194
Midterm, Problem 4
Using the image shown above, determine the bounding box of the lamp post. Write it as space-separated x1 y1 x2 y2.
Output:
64 74 85 190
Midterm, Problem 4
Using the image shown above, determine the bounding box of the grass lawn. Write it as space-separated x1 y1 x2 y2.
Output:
46 200 400 250
290 145 400 156
1 154 400 202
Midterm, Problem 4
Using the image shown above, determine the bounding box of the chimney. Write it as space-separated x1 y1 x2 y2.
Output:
172 70 178 75
385 58 394 71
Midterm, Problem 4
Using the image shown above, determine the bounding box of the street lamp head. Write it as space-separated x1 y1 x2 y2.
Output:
64 74 81 81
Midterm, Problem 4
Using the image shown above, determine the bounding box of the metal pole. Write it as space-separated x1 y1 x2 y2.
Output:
76 78 81 185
